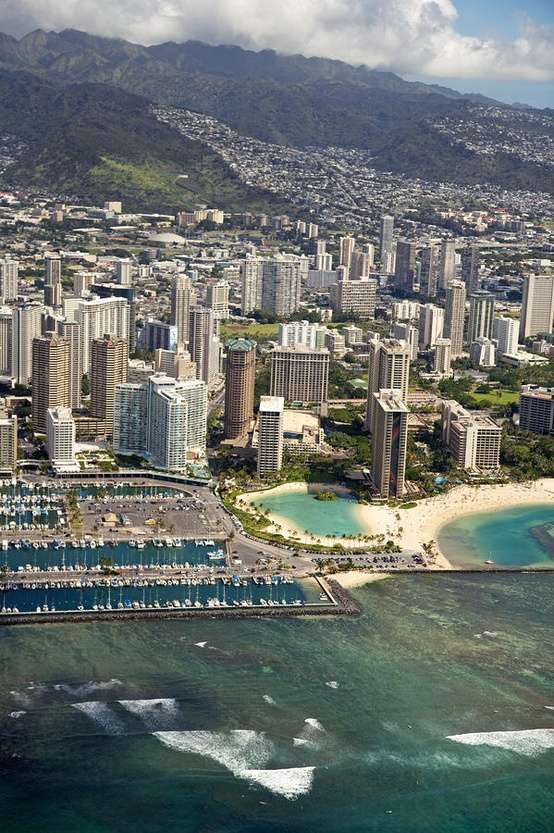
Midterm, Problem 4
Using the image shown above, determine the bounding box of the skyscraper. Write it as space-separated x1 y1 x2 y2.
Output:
206 280 230 320
0 307 12 377
189 306 217 385
371 389 409 499
519 386 554 436
31 334 70 433
339 236 355 269
12 304 43 386
44 253 62 308
171 274 196 346
46 406 77 471
240 258 263 315
90 336 129 434
58 321 82 409
467 291 495 344
365 339 410 433
433 338 452 376
115 259 133 286
261 259 302 318
224 338 257 439
0 401 17 472
492 316 518 357
113 384 148 456
0 258 18 303
76 296 130 374
379 215 394 271
461 246 480 293
520 275 554 339
257 395 285 477
419 245 439 298
394 241 417 292
418 303 444 348
330 278 377 319
270 347 329 406
438 240 456 290
444 281 466 358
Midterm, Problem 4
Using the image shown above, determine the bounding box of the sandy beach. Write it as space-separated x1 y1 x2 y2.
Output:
237 479 554 567
331 571 391 588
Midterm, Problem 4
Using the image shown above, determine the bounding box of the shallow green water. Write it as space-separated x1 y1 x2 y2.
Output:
1 574 553 832
254 489 365 537
439 504 554 568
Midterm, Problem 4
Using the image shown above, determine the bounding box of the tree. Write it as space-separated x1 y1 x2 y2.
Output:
81 374 90 397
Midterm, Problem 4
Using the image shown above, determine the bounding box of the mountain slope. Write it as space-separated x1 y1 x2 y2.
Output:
0 29 552 194
0 69 282 212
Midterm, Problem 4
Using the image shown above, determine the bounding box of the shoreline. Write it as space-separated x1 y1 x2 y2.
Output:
236 479 554 566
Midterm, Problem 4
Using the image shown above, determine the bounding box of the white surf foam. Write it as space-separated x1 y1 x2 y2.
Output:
55 679 124 698
154 729 274 775
447 729 554 757
295 717 326 750
304 718 325 731
72 701 125 735
9 710 26 719
325 681 339 689
262 695 276 705
545 706 554 711
119 699 180 730
242 766 315 800
195 642 207 648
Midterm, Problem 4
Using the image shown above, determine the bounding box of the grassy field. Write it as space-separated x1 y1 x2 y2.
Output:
471 388 519 405
220 322 279 341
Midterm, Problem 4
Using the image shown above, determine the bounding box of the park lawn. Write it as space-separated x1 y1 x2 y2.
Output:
220 322 279 340
472 388 519 405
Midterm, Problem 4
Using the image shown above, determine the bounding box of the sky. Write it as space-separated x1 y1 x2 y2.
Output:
0 0 552 107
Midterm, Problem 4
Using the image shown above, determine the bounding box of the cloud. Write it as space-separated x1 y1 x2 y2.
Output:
1 0 553 83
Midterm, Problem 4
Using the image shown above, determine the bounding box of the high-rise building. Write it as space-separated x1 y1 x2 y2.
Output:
444 281 466 358
350 249 372 279
438 240 456 290
261 259 302 318
379 215 394 271
418 303 444 348
0 402 17 472
154 346 197 382
73 271 93 297
339 236 355 269
393 300 420 322
270 347 329 406
45 254 62 286
330 278 377 319
75 296 129 374
87 283 137 352
11 303 43 385
365 338 410 433
492 316 519 357
520 275 554 339
419 245 439 298
468 291 495 344
394 241 417 292
0 258 18 303
46 406 77 471
31 334 70 433
433 338 452 376
171 274 196 345
224 337 257 439
139 320 177 353
0 306 12 377
392 323 418 360
314 240 332 272
206 280 230 320
113 384 148 456
89 336 129 434
58 321 82 409
115 259 133 286
469 337 496 368
441 401 501 470
371 389 409 498
461 246 480 293
277 321 326 349
188 306 221 385
257 395 284 477
240 258 263 315
519 386 554 435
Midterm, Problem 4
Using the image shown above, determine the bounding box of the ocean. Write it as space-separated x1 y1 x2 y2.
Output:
1 573 553 832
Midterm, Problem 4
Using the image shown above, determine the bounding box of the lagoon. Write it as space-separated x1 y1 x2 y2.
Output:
439 503 554 568
253 486 366 538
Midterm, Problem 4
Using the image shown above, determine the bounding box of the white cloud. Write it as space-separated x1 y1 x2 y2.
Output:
1 0 553 82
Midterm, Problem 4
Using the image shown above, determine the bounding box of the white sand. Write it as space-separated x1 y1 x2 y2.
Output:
331 571 391 589
237 479 554 567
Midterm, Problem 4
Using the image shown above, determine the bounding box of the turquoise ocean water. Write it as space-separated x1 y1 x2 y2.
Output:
1 573 553 832
439 504 554 568
254 489 366 537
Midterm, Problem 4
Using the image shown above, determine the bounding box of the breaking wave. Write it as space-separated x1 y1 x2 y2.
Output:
72 701 125 735
118 699 180 730
242 766 315 799
447 729 554 757
154 729 274 775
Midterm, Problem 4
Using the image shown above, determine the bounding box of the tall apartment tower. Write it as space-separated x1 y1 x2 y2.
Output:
89 336 129 434
240 258 263 315
270 347 330 405
420 245 439 297
0 258 19 303
189 306 221 385
31 334 70 433
44 253 62 307
438 240 456 289
365 338 410 433
379 215 394 271
257 395 285 477
492 316 518 357
444 280 466 358
461 246 480 293
519 386 554 435
394 241 417 292
433 338 452 376
58 321 82 409
350 250 372 279
467 291 495 344
76 296 130 374
171 274 196 346
0 306 12 376
339 236 355 269
224 337 257 439
0 403 17 472
206 280 230 320
46 406 77 470
371 389 409 498
520 275 554 339
261 260 302 318
418 303 444 348
12 304 43 386
115 259 133 286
